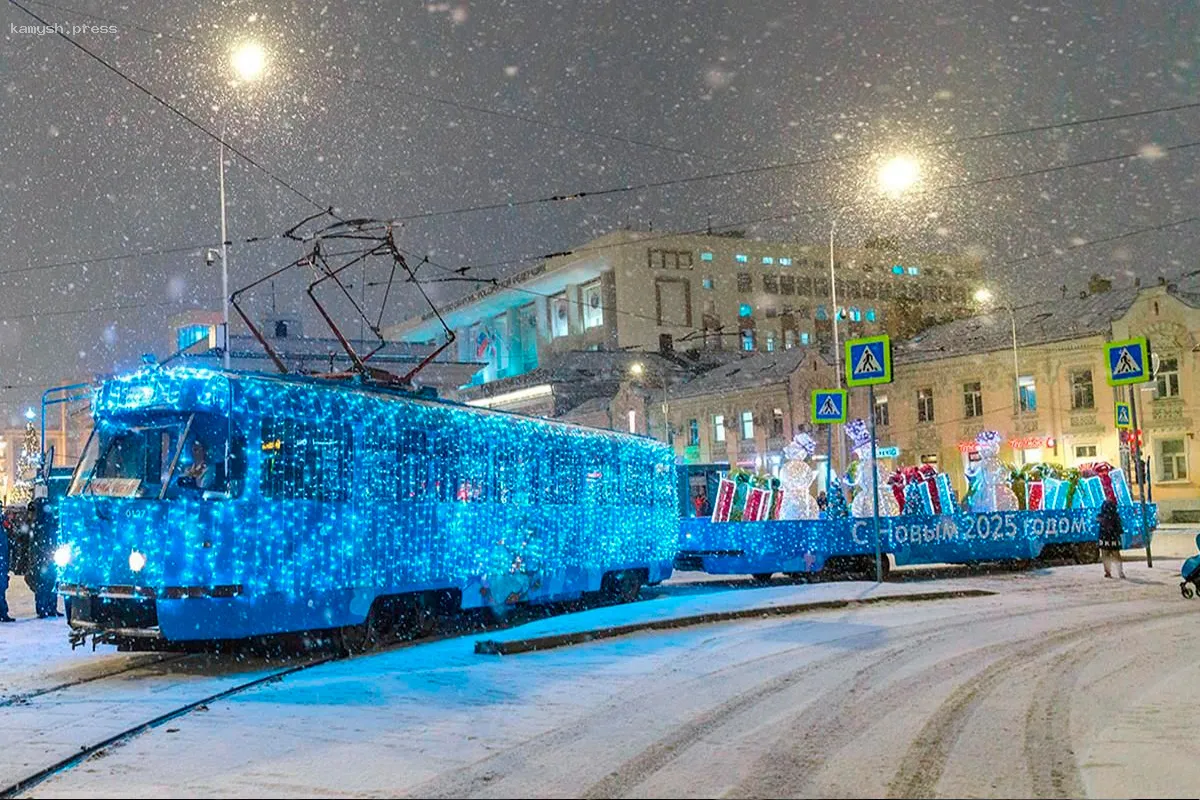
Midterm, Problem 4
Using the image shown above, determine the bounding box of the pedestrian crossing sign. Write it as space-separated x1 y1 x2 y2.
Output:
845 335 892 387
811 389 848 424
1114 401 1132 430
1105 337 1151 386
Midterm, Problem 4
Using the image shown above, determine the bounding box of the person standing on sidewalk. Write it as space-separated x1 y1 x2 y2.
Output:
1098 499 1127 579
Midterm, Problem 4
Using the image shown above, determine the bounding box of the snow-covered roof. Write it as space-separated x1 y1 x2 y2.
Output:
893 286 1140 365
668 348 812 400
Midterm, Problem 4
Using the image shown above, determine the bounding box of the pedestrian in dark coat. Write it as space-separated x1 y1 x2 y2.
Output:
0 521 13 622
28 497 61 617
1097 499 1126 579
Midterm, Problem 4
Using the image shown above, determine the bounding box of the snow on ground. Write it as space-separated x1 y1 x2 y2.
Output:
4 560 1197 798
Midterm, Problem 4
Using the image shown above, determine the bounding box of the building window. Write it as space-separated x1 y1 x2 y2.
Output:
815 305 828 321
907 266 920 275
762 256 774 265
1156 357 1180 398
1075 444 1098 461
687 418 699 446
892 265 904 274
176 324 211 351
741 329 756 351
866 308 876 322
963 382 983 418
1070 370 1095 410
763 275 779 294
917 388 934 423
655 278 692 327
771 408 785 437
920 454 939 467
737 273 753 292
648 248 694 270
796 276 813 295
701 251 714 261
739 303 753 318
550 292 569 338
1018 375 1037 412
765 331 777 352
800 332 810 345
784 330 797 349
741 410 754 439
582 281 604 329
780 275 795 295
874 394 890 427
714 414 726 443
849 307 862 322
735 254 748 264
1160 438 1188 480
628 409 637 434
780 257 792 266
702 276 714 290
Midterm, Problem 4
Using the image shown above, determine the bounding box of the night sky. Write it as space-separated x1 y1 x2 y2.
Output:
2 0 1198 422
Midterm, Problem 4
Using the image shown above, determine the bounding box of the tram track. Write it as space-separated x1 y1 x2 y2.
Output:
0 594 646 799
0 652 191 709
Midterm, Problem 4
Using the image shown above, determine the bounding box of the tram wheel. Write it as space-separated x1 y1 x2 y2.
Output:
601 570 643 603
751 572 775 583
338 607 382 656
1074 542 1101 564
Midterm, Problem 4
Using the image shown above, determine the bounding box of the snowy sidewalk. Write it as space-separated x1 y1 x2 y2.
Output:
476 578 994 654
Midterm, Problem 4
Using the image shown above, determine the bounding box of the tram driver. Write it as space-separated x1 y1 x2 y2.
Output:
178 440 213 492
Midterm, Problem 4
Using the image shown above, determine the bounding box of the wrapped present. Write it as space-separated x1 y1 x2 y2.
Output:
711 477 736 522
1110 468 1134 506
768 486 784 520
1077 475 1105 508
889 471 909 511
744 486 770 521
1026 480 1044 511
1043 476 1068 509
930 473 956 514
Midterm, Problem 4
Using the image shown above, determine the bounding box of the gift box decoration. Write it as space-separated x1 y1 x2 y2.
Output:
744 486 770 521
1026 480 1044 511
1077 475 1105 508
768 487 784 520
1043 476 1068 509
1109 468 1133 506
711 477 736 522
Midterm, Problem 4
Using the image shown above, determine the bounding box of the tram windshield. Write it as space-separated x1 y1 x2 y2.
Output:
70 412 237 499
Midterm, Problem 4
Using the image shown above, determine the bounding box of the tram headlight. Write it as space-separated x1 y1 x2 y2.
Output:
53 544 72 568
128 550 147 573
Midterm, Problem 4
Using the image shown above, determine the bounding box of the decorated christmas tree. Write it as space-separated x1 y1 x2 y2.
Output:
825 473 850 519
9 419 40 506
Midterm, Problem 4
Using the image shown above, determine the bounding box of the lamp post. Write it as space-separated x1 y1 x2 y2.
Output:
630 362 670 444
974 288 1026 463
827 155 920 469
219 41 268 369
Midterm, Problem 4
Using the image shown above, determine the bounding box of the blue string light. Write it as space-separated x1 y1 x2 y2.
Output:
59 368 678 640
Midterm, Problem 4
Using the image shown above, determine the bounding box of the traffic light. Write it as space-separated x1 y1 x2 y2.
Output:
1133 429 1143 450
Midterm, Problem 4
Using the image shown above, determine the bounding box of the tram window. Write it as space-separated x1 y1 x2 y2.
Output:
72 413 233 499
394 428 431 501
620 459 651 506
260 417 353 502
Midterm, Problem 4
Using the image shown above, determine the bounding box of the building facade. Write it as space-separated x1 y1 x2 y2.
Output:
387 230 983 386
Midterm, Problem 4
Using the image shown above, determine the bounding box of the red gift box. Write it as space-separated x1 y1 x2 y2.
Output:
711 477 736 522
1027 480 1044 510
1078 461 1117 502
744 487 770 521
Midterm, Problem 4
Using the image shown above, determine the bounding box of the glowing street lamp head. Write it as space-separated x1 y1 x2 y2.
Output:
973 287 995 305
629 362 645 377
23 408 35 421
230 41 267 82
878 156 920 196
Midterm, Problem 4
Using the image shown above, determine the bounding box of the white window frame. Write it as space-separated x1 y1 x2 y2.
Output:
1159 437 1188 481
714 414 726 443
741 410 754 440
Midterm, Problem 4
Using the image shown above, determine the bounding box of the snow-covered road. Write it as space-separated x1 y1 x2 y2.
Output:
7 562 1200 798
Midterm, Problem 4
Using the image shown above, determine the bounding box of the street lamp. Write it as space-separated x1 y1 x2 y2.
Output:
629 362 670 444
973 287 1026 462
217 41 268 369
827 155 920 467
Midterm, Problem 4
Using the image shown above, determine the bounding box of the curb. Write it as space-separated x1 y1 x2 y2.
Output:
474 588 997 656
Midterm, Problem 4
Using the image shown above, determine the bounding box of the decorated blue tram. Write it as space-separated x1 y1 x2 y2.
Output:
56 367 677 647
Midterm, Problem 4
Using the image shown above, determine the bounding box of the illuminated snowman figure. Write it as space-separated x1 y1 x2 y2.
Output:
845 418 900 518
966 429 1019 512
778 432 819 520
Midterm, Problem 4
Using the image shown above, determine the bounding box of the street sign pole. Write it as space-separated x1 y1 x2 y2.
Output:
825 424 833 506
1129 388 1152 568
868 384 883 582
